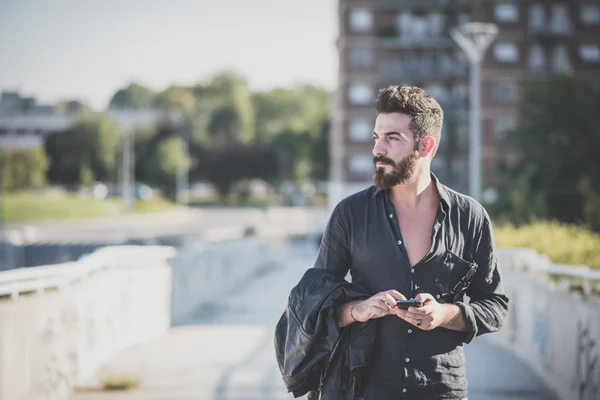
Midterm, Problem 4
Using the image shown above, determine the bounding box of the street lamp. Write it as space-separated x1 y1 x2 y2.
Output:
168 109 188 206
450 22 498 202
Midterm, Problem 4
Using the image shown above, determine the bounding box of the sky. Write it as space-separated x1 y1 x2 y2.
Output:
0 0 338 109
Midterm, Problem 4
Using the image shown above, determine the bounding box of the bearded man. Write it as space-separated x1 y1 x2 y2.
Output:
276 85 508 400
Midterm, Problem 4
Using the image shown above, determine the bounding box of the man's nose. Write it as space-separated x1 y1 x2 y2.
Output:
373 140 386 157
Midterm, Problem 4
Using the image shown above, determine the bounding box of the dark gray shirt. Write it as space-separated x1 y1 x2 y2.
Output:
314 175 509 400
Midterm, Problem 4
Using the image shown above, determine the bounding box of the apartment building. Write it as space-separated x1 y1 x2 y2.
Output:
330 0 600 208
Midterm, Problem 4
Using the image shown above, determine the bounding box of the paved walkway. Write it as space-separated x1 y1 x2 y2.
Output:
72 240 557 400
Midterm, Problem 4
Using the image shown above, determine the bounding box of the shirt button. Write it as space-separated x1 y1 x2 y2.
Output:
411 268 415 273
405 357 410 362
408 329 412 333
389 213 393 218
397 240 402 245
402 388 407 393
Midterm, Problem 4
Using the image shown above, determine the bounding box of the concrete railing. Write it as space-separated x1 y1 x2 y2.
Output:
0 245 175 400
488 248 600 400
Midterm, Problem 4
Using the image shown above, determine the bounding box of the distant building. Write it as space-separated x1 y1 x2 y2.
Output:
0 90 164 150
330 0 600 208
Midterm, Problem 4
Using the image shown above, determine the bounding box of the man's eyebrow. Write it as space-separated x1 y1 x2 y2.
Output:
372 131 406 137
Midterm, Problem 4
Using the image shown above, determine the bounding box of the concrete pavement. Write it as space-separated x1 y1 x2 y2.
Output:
71 240 558 400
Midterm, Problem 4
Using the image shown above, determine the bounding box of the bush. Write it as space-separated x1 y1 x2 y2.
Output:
494 220 600 270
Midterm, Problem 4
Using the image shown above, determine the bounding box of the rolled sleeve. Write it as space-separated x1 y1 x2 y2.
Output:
460 216 509 343
314 203 352 280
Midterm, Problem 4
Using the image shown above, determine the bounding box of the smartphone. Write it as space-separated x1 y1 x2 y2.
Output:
396 299 422 309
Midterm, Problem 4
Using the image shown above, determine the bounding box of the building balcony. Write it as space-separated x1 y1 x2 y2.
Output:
380 0 470 11
379 35 455 49
530 25 572 41
380 65 468 81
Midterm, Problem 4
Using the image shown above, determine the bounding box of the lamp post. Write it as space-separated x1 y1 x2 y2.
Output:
450 22 498 202
169 110 188 206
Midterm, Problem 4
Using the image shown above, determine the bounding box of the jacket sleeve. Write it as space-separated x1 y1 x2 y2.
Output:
314 203 352 280
456 216 509 343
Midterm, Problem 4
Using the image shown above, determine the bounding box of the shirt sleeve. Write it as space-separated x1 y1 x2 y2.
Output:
313 203 352 280
456 216 509 343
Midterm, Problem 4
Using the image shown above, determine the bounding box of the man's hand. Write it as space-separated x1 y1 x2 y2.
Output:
351 290 406 322
395 293 454 331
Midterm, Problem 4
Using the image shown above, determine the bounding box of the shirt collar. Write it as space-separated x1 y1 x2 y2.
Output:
372 172 451 210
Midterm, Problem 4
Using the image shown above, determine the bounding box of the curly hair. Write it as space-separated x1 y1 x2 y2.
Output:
375 85 444 156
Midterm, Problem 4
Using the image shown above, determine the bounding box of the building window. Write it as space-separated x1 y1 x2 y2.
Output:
581 3 600 24
348 154 373 176
550 4 571 34
580 44 600 62
494 42 519 63
397 13 431 40
428 13 444 36
492 80 518 103
425 84 449 105
349 8 373 32
552 45 571 73
529 44 546 73
495 3 519 23
349 47 374 67
420 53 435 77
493 117 516 140
458 13 470 26
529 3 545 31
348 118 373 142
348 83 374 105
396 12 412 38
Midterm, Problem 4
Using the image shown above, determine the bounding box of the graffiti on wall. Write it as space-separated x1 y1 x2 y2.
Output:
572 320 600 400
507 290 519 344
532 308 551 372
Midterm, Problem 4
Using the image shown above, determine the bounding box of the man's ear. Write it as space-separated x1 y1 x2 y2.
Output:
420 137 437 156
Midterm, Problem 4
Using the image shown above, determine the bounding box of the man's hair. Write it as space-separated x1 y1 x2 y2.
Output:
374 85 444 157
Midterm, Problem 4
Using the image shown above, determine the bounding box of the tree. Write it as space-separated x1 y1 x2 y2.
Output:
108 82 156 110
154 85 196 114
498 76 600 230
147 136 192 190
0 147 49 192
253 85 331 143
45 113 121 185
203 143 279 200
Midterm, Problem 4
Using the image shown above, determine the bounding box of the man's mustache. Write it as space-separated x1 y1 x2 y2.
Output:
373 156 394 166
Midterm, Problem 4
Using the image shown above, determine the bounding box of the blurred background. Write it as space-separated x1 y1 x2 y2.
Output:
0 1 599 400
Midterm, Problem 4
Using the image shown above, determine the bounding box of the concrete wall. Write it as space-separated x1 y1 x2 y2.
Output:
169 237 277 325
0 246 174 400
489 248 600 400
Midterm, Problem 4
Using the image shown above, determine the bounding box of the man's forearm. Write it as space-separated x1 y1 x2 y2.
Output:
337 300 361 328
439 304 469 332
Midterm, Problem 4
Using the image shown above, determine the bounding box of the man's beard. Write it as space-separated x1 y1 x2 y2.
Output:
373 152 418 189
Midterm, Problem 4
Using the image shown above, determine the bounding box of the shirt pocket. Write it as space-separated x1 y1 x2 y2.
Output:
433 250 478 304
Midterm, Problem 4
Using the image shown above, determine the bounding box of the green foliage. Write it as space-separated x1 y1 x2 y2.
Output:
253 85 330 142
45 113 121 185
149 136 192 187
44 72 332 195
193 71 255 145
203 144 278 199
495 221 600 270
4 192 177 223
496 76 600 231
0 147 49 192
153 85 196 114
109 82 156 109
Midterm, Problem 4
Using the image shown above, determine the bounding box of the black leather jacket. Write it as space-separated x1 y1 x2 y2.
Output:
274 268 376 399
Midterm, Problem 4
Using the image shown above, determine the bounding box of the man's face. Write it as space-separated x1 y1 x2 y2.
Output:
372 113 419 189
